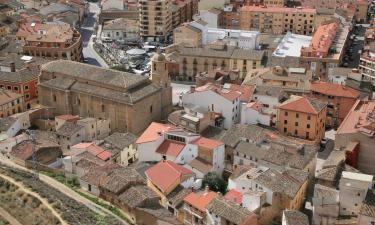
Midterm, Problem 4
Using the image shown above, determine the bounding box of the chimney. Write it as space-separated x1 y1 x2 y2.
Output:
10 62 15 72
190 85 195 93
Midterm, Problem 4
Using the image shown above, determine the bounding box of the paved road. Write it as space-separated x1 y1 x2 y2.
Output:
0 155 128 225
81 3 109 68
344 25 367 68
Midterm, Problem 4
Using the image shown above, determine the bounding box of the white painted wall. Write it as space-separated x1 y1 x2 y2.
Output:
0 133 28 153
182 90 240 129
175 144 199 164
240 104 271 126
212 144 225 175
138 136 164 162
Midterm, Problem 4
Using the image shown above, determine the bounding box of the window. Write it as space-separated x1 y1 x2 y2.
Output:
150 105 153 113
14 86 18 91
296 113 299 118
25 94 30 99
307 124 310 129
284 111 288 116
284 127 287 132
295 130 297 135
295 122 298 126
306 132 309 139
53 95 57 102
24 85 29 90
284 120 287 124
307 115 311 120
7 86 11 90
101 104 105 112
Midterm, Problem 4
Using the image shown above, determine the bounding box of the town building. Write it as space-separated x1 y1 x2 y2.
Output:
0 55 46 108
168 43 265 82
16 22 82 62
335 100 375 175
182 83 242 129
38 59 172 134
277 95 327 141
240 6 316 35
195 68 242 87
186 137 225 178
243 66 312 95
183 187 217 225
221 4 241 29
10 139 62 167
76 117 111 141
359 42 375 83
282 210 309 225
271 32 312 60
193 9 221 28
101 18 139 43
139 0 172 41
206 196 258 225
310 82 360 128
174 20 260 49
300 21 349 78
339 171 373 216
0 117 23 139
228 166 309 221
0 89 24 118
145 160 194 207
358 189 375 225
62 142 110 176
55 122 85 151
171 0 198 29
100 132 138 166
240 101 272 127
312 184 340 225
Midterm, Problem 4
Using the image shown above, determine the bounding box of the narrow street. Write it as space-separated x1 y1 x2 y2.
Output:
81 2 109 68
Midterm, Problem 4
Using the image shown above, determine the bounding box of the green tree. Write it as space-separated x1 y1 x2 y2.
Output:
201 172 227 194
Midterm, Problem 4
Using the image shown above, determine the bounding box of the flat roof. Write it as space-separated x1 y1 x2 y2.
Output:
272 32 312 58
342 171 373 183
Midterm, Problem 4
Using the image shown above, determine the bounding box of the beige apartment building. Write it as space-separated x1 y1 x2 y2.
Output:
139 0 172 41
167 43 265 81
240 6 316 35
16 23 82 62
278 95 327 141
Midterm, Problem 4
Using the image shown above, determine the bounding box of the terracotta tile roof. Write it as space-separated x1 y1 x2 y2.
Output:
195 83 241 102
0 89 23 106
279 95 326 114
72 142 112 161
183 190 217 212
192 137 223 150
311 82 360 98
155 140 185 157
188 158 212 174
224 189 242 205
96 151 112 161
145 160 193 192
337 100 375 135
136 122 175 144
223 83 254 102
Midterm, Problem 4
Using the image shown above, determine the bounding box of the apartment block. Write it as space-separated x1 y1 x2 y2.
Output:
0 89 24 118
359 43 375 83
277 95 327 141
240 6 316 35
139 0 172 41
171 0 198 29
16 22 82 62
300 21 349 78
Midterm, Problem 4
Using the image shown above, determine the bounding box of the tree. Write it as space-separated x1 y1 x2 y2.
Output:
201 172 227 194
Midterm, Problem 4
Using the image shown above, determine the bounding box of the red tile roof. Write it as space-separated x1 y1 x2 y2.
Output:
195 83 241 102
225 84 254 102
311 82 360 98
279 95 326 114
224 189 243 205
192 137 223 150
72 142 112 161
184 190 218 212
136 122 175 144
145 160 193 192
96 151 112 161
155 140 186 157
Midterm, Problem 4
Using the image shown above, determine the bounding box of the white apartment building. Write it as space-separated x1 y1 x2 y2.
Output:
359 49 375 83
182 83 241 129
